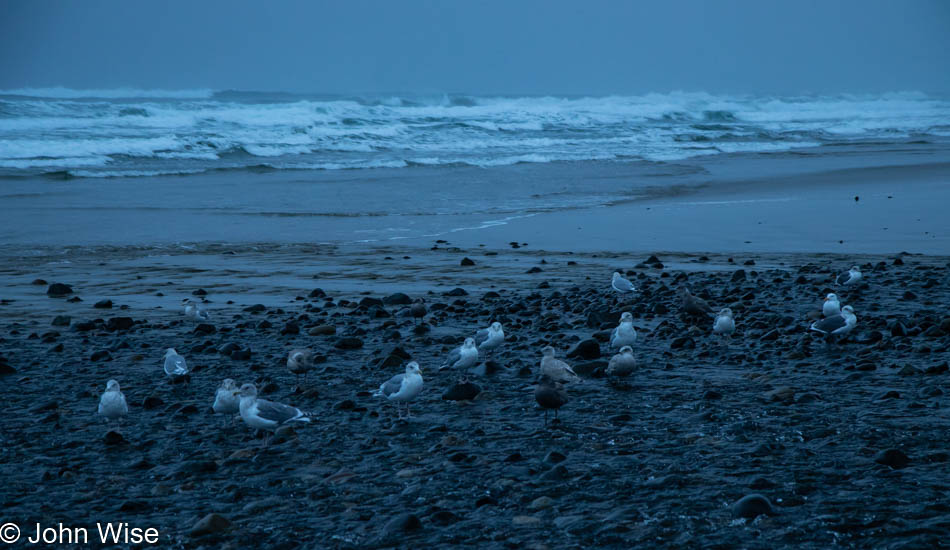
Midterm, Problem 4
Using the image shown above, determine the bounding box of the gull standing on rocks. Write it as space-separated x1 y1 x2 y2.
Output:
534 374 568 425
212 379 240 425
287 348 314 384
163 348 188 378
810 305 857 346
607 346 637 378
822 293 841 317
836 266 863 287
182 298 210 322
476 322 505 357
540 346 580 384
610 312 637 349
612 272 637 294
439 337 478 372
373 362 424 419
98 379 128 422
713 308 736 338
235 383 310 444
680 288 715 318
410 298 427 325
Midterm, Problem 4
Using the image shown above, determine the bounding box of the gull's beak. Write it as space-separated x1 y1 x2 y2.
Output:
232 390 241 396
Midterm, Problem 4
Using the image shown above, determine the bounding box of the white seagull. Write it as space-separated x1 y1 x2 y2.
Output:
182 298 210 322
607 346 637 378
439 337 478 372
611 272 637 293
822 293 841 317
212 379 240 424
540 346 580 384
810 305 857 345
98 379 128 422
610 312 638 349
373 362 424 419
163 348 188 377
836 266 863 287
713 308 736 337
287 348 314 383
235 383 311 438
475 322 505 357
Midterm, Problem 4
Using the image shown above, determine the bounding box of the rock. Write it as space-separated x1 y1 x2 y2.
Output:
765 386 795 403
281 321 300 335
731 269 746 282
103 431 125 445
90 350 112 362
460 257 476 266
512 515 542 526
359 297 384 309
567 339 601 360
193 323 215 334
107 317 134 331
0 363 16 376
72 321 96 332
244 304 266 313
143 396 164 410
573 360 607 378
308 324 336 336
335 337 363 350
51 315 71 327
442 381 482 401
874 449 910 469
761 329 780 341
732 494 776 519
383 293 411 305
530 496 555 510
381 513 422 537
308 288 326 298
189 513 231 537
444 288 468 296
46 283 73 296
670 336 695 349
31 278 47 285
703 390 723 400
94 299 113 309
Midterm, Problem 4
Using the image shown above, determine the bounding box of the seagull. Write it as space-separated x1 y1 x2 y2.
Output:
163 348 188 377
680 287 715 318
809 305 857 346
534 374 568 425
713 308 736 337
98 379 128 422
822 293 841 317
607 346 637 378
610 312 637 349
611 272 637 293
235 383 310 444
212 379 240 425
836 266 863 287
439 337 478 372
540 346 580 384
475 322 505 357
182 298 210 322
410 298 427 325
373 362 424 419
287 348 314 384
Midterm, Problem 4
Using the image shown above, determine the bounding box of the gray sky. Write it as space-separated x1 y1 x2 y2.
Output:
2 0 948 95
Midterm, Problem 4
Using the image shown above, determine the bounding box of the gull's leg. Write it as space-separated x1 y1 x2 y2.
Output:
406 403 412 419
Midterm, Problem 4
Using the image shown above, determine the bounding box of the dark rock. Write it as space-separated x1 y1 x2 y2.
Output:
573 360 607 378
192 288 207 296
308 324 336 336
31 278 47 285
761 329 780 341
308 288 326 298
442 381 481 401
106 317 134 331
874 449 910 469
359 297 384 309
281 321 300 335
193 323 216 334
670 336 695 349
90 350 112 362
143 396 164 410
383 293 412 305
335 337 364 350
51 315 71 327
445 288 468 296
567 339 601 359
244 304 266 313
732 494 776 519
731 269 746 282
103 431 126 445
381 513 422 538
189 513 231 537
460 257 476 266
94 299 113 309
0 363 16 376
46 283 73 296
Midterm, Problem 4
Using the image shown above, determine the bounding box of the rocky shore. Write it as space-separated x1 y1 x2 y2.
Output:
1 250 948 548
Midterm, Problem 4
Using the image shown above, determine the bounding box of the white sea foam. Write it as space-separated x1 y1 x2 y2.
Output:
0 90 947 177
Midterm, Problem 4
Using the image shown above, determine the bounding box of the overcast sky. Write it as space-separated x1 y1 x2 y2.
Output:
2 0 948 95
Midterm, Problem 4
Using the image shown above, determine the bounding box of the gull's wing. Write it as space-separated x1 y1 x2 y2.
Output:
810 315 845 335
381 373 406 397
474 328 489 345
255 399 307 424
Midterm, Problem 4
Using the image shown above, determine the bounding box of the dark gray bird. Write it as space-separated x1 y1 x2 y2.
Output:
534 374 568 425
680 287 715 318
809 305 857 347
410 298 427 324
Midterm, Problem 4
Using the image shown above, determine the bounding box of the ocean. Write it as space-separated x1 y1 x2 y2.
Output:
1 88 949 178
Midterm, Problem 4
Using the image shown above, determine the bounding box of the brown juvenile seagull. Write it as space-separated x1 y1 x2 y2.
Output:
410 298 427 324
287 348 314 384
534 374 568 425
680 287 715 318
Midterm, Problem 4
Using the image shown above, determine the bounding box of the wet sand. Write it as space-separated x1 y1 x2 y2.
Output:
1 246 948 548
